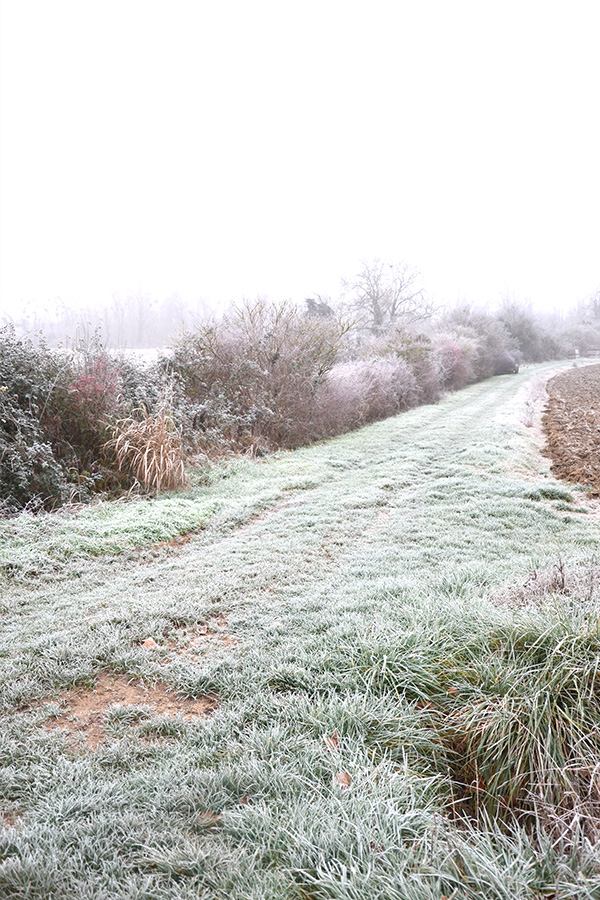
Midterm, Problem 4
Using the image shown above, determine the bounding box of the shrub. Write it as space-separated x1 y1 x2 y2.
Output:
493 349 520 375
114 353 165 414
431 337 471 390
0 326 68 511
170 300 350 452
0 327 144 511
41 338 121 469
498 300 562 363
439 309 517 382
0 393 67 512
377 328 443 404
315 357 419 436
561 323 600 357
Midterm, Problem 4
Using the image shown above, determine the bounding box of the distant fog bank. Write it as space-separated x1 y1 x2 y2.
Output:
1 294 219 349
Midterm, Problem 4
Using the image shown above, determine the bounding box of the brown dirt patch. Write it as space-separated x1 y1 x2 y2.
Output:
45 674 216 749
543 364 600 496
134 533 193 558
0 809 19 827
156 534 192 550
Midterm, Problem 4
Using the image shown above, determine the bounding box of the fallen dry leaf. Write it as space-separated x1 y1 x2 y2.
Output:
196 811 222 826
324 730 339 751
141 638 157 649
334 771 352 787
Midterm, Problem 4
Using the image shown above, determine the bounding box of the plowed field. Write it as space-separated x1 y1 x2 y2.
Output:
544 363 600 496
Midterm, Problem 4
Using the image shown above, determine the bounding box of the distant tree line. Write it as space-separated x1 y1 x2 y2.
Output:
3 265 599 360
2 292 216 349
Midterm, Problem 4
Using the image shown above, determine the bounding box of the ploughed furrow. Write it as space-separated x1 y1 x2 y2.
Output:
544 363 600 496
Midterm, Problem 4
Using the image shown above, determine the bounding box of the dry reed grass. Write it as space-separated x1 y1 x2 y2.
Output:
106 405 187 493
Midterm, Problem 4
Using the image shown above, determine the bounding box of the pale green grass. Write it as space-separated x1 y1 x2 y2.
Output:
1 361 600 898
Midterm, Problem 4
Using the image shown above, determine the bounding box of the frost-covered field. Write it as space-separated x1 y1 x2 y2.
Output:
2 361 600 899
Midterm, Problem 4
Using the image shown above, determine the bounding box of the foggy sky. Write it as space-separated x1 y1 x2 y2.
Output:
1 0 598 319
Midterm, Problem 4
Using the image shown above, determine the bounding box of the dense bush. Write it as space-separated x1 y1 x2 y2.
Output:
42 345 121 473
441 307 517 381
497 300 562 362
0 393 68 513
115 353 165 413
0 327 69 511
431 337 471 390
169 300 350 453
561 322 600 357
314 357 419 436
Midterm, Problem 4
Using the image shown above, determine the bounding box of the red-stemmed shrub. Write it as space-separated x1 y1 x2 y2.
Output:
433 339 471 390
42 347 122 480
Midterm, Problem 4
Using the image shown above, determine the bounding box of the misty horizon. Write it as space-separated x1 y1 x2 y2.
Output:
1 1 598 322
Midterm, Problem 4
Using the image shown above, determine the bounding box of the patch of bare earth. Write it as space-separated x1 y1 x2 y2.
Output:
544 364 600 496
154 534 192 550
46 674 216 749
0 809 19 827
135 533 193 561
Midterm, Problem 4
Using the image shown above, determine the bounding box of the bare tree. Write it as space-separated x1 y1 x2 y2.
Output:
342 259 431 336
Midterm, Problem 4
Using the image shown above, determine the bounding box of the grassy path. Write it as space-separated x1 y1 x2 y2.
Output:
1 362 600 899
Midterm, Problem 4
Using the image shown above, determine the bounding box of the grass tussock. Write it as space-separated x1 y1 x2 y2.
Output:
339 593 600 843
443 619 600 830
106 405 187 493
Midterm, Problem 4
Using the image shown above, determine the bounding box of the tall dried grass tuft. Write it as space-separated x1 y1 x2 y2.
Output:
106 405 187 493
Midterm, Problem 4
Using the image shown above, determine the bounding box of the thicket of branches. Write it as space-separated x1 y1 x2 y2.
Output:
2 263 597 512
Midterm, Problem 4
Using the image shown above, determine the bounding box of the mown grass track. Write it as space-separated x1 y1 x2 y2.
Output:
1 361 600 899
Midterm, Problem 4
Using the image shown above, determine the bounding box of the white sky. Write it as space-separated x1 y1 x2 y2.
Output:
0 0 598 319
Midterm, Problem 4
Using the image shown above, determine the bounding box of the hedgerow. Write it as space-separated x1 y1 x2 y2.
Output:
0 294 568 512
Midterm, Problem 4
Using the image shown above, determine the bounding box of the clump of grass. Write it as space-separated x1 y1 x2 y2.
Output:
442 619 600 832
525 485 574 503
107 405 187 493
341 608 600 838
